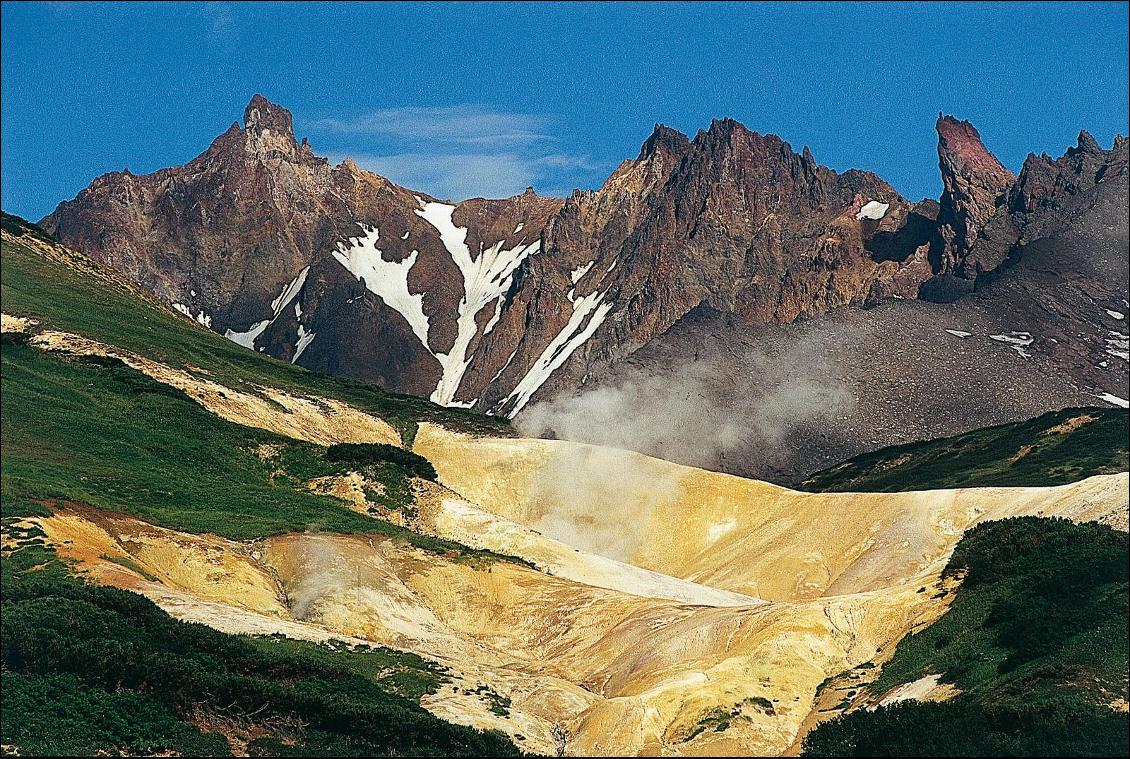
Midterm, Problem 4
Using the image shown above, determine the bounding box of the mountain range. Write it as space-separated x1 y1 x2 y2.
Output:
40 95 1129 481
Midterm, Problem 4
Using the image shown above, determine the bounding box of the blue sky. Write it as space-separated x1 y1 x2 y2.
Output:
2 1 1128 220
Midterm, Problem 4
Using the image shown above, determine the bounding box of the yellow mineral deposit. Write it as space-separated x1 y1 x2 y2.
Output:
28 422 1129 757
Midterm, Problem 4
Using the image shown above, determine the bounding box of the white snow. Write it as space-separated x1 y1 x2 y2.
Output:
570 260 596 286
989 331 1034 358
1105 331 1129 361
225 320 270 349
331 226 431 349
1096 392 1129 409
502 288 614 417
190 289 196 297
513 223 524 234
401 231 410 240
292 324 316 363
945 329 972 338
224 266 310 350
1106 309 1125 320
856 200 890 220
481 296 504 336
271 267 310 316
489 348 519 385
415 202 539 406
173 302 211 328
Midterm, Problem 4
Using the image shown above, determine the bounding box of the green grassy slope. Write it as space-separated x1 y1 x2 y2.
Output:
0 213 509 443
802 517 1129 757
802 408 1129 492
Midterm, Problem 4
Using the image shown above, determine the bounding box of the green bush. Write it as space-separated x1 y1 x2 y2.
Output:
325 442 438 481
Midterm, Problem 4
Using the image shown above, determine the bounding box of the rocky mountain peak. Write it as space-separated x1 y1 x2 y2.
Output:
935 114 1015 188
639 124 691 160
1073 129 1102 155
933 114 1017 273
242 94 300 158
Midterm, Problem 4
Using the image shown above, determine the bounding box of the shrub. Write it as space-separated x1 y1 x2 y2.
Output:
324 442 438 481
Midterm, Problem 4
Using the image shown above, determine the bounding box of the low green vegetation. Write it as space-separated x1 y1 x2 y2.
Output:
3 339 387 539
461 683 513 718
325 442 439 481
0 535 519 757
0 218 510 443
802 517 1129 757
802 408 1129 492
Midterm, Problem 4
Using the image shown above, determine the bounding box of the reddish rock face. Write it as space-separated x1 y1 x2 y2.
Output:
933 115 1017 275
38 97 1126 422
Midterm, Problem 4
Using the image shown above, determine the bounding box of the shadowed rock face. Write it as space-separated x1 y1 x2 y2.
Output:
40 98 1128 476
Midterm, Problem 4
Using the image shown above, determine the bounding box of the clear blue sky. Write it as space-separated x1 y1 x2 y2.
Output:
3 1 1128 220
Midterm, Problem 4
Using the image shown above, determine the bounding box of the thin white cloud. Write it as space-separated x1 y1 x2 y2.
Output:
312 105 552 147
339 152 537 201
312 104 610 200
206 4 236 37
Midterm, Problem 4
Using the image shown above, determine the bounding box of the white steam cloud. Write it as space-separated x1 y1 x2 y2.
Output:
525 443 681 563
516 334 855 477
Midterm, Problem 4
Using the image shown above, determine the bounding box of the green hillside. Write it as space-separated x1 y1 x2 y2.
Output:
803 517 1129 756
802 408 1129 492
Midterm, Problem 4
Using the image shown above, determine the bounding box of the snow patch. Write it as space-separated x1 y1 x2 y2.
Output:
945 329 971 338
271 267 309 316
332 226 431 349
293 324 316 363
570 260 595 286
490 348 519 385
989 331 1033 358
224 267 310 351
172 302 211 328
513 222 524 234
856 200 889 220
1105 309 1125 320
1105 331 1129 361
415 202 539 406
1096 392 1129 409
225 320 270 349
502 288 614 417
